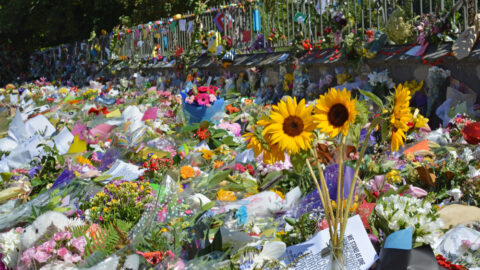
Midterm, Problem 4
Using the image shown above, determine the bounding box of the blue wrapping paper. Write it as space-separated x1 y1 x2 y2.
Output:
180 91 225 125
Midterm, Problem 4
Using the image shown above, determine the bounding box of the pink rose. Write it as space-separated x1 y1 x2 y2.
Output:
21 247 36 267
63 252 82 263
38 239 56 253
57 247 70 257
71 236 87 255
33 250 52 263
54 231 72 241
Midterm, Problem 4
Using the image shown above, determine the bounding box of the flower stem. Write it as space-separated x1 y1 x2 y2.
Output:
305 159 334 242
310 147 336 246
336 135 346 246
339 116 382 245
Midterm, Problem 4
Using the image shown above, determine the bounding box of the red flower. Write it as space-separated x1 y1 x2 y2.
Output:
324 27 332 35
198 86 209 93
463 122 480 145
195 128 210 140
246 164 254 175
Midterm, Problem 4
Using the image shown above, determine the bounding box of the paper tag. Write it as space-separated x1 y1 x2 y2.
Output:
206 76 212 86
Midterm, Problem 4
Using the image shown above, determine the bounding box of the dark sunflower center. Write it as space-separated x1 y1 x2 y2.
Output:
327 104 349 127
283 116 304 136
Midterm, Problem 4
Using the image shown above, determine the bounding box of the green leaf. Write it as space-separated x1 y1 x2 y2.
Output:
285 217 297 226
290 153 306 174
381 119 390 144
201 201 215 211
53 207 70 213
93 174 113 183
359 89 384 109
208 170 231 188
212 130 228 138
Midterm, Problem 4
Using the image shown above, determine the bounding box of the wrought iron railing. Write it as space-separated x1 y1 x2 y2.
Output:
28 0 479 82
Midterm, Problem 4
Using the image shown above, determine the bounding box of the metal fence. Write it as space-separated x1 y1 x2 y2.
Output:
29 0 479 81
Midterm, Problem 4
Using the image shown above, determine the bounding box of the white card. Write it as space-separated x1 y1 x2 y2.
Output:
103 160 145 182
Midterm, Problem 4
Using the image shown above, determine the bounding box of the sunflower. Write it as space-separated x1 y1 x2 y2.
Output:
261 97 316 154
243 131 285 164
389 84 413 152
314 88 358 138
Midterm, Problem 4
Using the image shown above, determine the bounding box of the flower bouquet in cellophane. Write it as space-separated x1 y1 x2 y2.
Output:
180 85 225 125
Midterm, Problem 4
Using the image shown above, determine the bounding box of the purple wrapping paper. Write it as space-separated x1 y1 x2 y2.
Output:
287 164 355 218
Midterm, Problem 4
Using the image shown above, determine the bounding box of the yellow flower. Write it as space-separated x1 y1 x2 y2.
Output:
96 192 105 197
412 108 429 129
386 170 402 184
270 189 285 200
262 97 316 154
243 132 263 157
217 189 237 201
159 228 168 234
180 166 195 179
76 155 93 166
390 84 413 152
314 88 358 138
59 88 69 95
404 80 423 95
336 72 351 85
200 149 214 160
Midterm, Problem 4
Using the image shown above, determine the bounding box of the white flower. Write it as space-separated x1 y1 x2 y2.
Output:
446 188 463 202
0 229 21 268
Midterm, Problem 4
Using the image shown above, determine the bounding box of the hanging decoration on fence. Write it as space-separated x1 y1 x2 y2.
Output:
214 12 225 32
253 9 261 32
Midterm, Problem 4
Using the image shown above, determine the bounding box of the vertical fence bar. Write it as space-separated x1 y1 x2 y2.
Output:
464 2 468 31
368 0 372 29
420 0 423 15
361 1 365 37
429 0 433 13
286 0 291 46
354 0 358 33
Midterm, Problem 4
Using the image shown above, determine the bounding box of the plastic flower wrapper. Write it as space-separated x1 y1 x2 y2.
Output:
372 194 444 247
426 66 450 118
0 228 22 268
367 70 395 99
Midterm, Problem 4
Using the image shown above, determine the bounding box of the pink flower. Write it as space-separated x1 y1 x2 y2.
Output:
367 175 397 194
403 185 427 198
195 93 210 106
33 250 52 263
54 231 72 241
209 94 217 102
71 236 87 255
57 247 70 257
165 110 175 118
38 239 56 253
21 247 36 267
62 250 82 263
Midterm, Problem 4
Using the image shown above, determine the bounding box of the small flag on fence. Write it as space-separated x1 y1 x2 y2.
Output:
214 12 224 32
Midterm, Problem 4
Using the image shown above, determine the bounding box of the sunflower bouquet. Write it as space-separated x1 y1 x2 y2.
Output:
244 84 425 267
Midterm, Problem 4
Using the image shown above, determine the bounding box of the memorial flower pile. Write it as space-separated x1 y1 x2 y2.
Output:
0 66 479 270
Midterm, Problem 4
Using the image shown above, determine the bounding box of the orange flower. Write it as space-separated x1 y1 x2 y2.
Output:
226 104 240 114
213 160 224 170
244 99 253 105
180 166 194 179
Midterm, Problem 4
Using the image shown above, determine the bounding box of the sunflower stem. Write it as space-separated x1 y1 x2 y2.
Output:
339 116 382 247
310 147 336 246
305 159 334 242
336 135 346 247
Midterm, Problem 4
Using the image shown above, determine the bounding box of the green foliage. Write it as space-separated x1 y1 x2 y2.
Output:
29 189 71 222
81 219 133 267
29 144 66 197
277 213 319 247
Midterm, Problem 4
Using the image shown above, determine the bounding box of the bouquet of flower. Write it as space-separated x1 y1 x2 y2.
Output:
372 194 444 246
19 230 86 269
81 180 154 224
181 85 225 124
